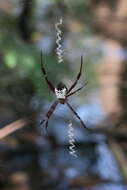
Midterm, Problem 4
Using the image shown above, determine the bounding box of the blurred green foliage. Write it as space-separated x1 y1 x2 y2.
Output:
0 38 70 100
0 0 98 103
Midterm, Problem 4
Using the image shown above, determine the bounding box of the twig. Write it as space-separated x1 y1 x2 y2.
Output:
108 138 127 182
0 116 127 141
0 117 32 139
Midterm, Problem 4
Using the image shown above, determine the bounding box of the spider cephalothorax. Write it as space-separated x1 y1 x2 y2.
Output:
40 52 88 130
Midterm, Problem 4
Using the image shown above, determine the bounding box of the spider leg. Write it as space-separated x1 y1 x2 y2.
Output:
40 100 59 130
40 118 49 134
67 56 83 94
41 51 55 93
66 101 88 130
67 82 87 97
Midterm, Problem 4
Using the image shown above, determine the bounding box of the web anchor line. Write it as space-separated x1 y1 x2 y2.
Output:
55 18 63 64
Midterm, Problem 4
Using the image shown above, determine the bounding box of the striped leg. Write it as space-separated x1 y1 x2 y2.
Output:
67 82 87 97
40 100 58 130
41 51 55 93
67 56 83 94
66 101 88 130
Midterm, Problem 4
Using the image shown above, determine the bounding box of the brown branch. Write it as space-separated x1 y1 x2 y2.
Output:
0 116 34 139
18 0 34 42
70 176 120 187
0 114 127 140
108 138 127 183
91 127 127 140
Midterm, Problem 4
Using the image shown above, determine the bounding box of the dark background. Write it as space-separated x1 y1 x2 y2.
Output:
0 0 127 190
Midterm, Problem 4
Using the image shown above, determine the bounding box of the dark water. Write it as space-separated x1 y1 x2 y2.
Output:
1 96 127 190
35 96 127 190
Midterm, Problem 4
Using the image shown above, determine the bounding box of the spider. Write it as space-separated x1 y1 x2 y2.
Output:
40 52 89 131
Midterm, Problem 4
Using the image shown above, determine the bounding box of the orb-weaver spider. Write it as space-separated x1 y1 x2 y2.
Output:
40 52 88 131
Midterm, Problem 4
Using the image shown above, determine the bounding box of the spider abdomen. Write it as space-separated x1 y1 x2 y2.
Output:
55 82 67 100
55 89 67 99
